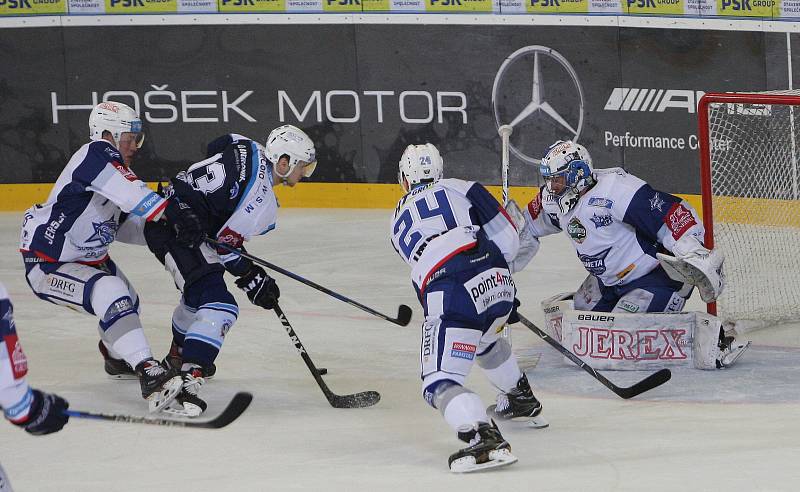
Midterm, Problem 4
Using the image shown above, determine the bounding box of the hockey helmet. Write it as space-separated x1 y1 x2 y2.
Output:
89 101 144 149
539 140 595 213
398 143 444 193
265 125 317 179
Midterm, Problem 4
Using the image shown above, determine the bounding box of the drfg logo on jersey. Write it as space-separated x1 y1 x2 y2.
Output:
464 268 515 313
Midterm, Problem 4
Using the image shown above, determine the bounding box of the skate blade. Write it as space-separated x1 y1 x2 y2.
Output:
487 405 548 428
526 415 549 429
720 341 751 368
450 449 518 473
147 376 182 413
106 373 138 381
160 401 204 418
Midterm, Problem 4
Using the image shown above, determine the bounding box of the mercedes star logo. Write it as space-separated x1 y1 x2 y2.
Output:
492 45 585 165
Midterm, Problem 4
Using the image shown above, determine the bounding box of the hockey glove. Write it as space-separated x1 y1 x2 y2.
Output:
11 390 69 436
507 298 521 325
235 265 280 310
163 198 205 249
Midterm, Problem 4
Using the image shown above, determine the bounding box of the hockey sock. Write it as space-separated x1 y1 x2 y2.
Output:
477 339 522 393
442 390 490 433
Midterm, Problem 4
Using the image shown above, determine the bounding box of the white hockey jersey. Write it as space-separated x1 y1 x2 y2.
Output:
19 141 166 264
522 168 704 287
390 178 519 293
0 282 32 424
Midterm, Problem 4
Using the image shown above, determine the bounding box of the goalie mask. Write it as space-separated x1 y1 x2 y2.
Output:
398 143 444 193
89 101 144 149
539 140 596 214
265 125 318 179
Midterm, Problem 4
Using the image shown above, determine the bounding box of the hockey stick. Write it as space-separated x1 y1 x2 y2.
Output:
207 238 412 327
63 391 253 428
274 303 380 408
499 124 513 206
517 314 671 399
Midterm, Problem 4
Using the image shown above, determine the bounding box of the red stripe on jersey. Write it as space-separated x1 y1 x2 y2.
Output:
4 333 28 380
527 192 543 220
497 205 517 231
145 199 168 222
419 241 478 295
111 161 139 182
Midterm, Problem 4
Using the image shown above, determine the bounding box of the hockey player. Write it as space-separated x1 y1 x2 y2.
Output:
141 125 318 417
507 140 747 367
19 101 205 412
1 282 69 435
390 143 546 473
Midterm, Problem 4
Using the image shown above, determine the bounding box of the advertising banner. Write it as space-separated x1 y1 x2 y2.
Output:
0 0 66 15
0 25 795 196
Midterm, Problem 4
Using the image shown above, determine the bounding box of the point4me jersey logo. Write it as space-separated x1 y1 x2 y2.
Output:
492 46 585 165
464 268 515 314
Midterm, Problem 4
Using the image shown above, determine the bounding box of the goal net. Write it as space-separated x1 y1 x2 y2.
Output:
698 90 800 332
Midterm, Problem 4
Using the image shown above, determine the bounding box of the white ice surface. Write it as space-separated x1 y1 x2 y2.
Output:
0 210 798 491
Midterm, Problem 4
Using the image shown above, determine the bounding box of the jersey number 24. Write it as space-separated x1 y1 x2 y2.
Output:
393 189 457 261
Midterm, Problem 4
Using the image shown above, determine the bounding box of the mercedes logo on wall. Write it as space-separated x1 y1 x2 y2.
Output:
492 45 585 165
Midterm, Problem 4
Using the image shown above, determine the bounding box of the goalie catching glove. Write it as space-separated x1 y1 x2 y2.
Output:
235 265 280 310
657 234 725 303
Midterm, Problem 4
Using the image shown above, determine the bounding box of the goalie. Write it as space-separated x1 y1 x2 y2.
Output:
507 140 748 369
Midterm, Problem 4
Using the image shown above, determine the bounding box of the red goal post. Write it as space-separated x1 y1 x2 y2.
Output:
697 91 800 331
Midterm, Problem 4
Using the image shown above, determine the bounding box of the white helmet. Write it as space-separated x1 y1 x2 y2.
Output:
88 101 143 148
398 143 444 193
265 125 317 178
539 140 595 213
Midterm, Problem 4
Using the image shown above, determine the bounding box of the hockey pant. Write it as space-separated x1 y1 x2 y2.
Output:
22 255 154 369
146 233 239 369
575 266 691 314
419 251 524 432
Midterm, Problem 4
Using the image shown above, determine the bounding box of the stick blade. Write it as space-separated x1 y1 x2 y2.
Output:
196 392 254 428
396 305 413 326
617 369 671 399
330 391 381 409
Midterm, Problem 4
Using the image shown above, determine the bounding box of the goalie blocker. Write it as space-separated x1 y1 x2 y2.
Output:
541 293 749 370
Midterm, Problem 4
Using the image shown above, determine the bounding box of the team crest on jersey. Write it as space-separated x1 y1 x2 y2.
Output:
649 192 665 212
567 217 587 243
85 218 118 245
590 214 613 229
230 181 240 199
665 203 697 240
587 197 613 209
579 247 611 276
217 227 244 249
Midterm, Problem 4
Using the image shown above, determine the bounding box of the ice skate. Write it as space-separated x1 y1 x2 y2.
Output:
134 359 182 413
98 340 137 380
163 341 216 379
488 374 549 429
716 336 751 369
449 421 518 473
163 365 207 418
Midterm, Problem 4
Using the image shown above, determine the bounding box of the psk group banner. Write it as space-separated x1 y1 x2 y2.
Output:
0 25 796 194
